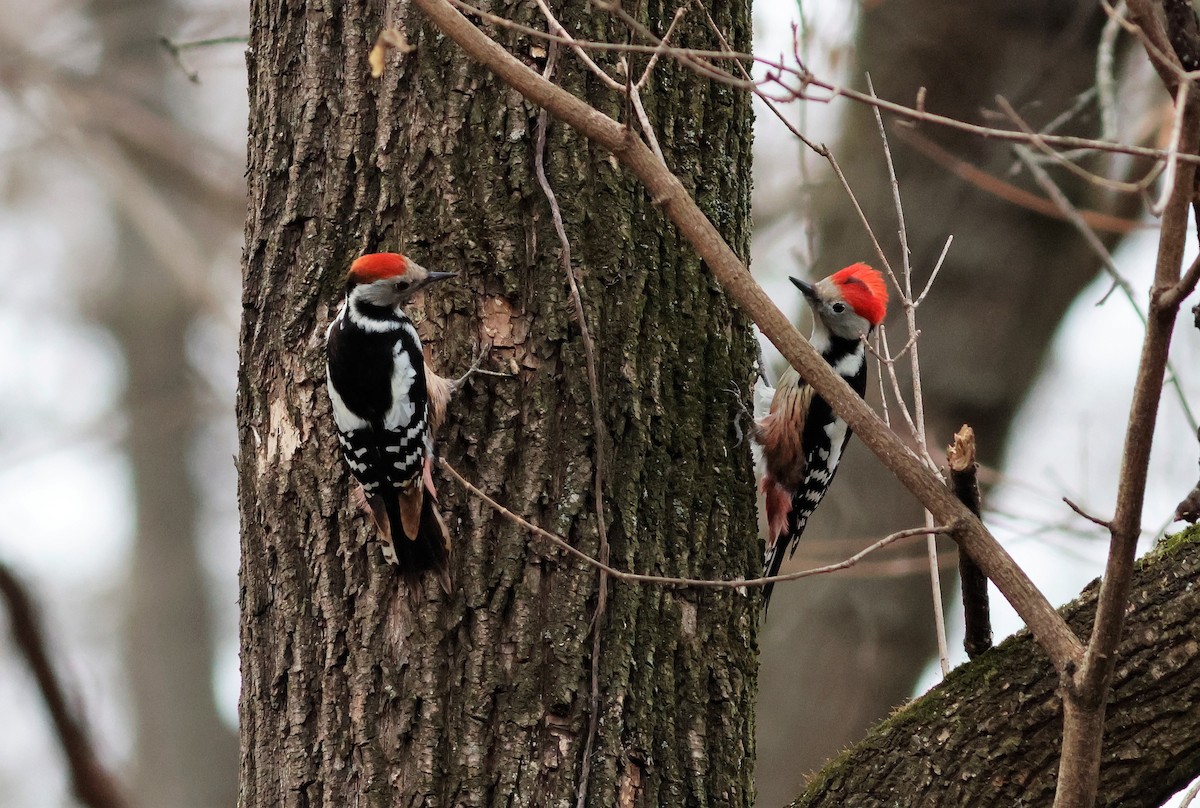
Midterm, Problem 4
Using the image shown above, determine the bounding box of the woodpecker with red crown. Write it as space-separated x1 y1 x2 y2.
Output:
325 252 461 594
753 263 888 610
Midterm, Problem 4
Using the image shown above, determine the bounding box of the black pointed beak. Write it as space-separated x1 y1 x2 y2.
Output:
789 276 818 301
426 271 458 284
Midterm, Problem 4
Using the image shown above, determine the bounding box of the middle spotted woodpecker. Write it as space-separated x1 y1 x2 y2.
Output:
753 263 888 610
325 252 460 594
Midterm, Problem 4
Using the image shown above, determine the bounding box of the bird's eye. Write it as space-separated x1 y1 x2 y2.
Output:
831 302 846 314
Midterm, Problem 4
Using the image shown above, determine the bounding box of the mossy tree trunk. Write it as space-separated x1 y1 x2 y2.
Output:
793 528 1200 808
237 1 759 806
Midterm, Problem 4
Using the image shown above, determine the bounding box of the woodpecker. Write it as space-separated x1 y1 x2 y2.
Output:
325 252 457 593
753 263 888 610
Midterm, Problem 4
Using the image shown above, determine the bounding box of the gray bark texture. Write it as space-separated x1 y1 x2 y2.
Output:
237 1 759 806
756 4 1145 801
792 526 1200 808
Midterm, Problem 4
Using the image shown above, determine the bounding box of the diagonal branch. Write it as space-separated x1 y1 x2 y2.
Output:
413 0 1084 674
0 563 131 808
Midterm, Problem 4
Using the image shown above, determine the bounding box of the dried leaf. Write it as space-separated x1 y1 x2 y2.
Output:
369 28 415 78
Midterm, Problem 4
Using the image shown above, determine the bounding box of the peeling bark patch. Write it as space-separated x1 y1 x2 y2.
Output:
263 393 303 475
481 295 539 369
679 600 697 637
544 714 574 770
617 755 644 808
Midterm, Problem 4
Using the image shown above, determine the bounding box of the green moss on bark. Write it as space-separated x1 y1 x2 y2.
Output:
239 1 758 807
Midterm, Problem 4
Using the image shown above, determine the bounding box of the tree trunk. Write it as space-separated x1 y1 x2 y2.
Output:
757 4 1144 800
791 526 1200 808
237 1 758 806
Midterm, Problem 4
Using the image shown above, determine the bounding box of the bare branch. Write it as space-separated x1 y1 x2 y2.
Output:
1160 251 1200 310
947 426 992 659
1063 497 1113 530
1148 81 1191 216
444 0 1200 165
1097 4 1126 142
441 458 945 589
0 564 132 808
867 74 949 675
994 95 1157 194
1010 143 1198 433
411 0 1086 673
896 128 1146 234
1055 3 1200 797
531 52 611 808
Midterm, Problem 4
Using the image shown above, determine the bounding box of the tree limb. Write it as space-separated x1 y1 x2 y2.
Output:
412 0 1084 674
947 426 992 659
1055 1 1200 799
0 563 131 808
793 527 1200 808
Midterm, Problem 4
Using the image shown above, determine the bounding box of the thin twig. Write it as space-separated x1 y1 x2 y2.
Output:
1148 81 1190 216
627 80 665 164
446 0 1200 165
533 0 621 89
895 128 1148 234
441 457 946 589
1011 144 1198 433
873 332 891 428
415 0 1086 676
1063 497 1113 529
994 95 1157 194
158 34 246 84
868 326 921 364
867 75 949 676
1098 3 1127 142
1160 246 1200 310
1054 9 1200 799
875 325 924 448
531 46 610 808
916 236 954 308
634 7 687 90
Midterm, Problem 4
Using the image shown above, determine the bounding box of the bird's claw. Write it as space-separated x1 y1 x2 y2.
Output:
725 381 753 448
452 342 511 387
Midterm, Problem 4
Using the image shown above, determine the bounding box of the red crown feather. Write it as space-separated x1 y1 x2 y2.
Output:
829 263 888 326
348 253 409 283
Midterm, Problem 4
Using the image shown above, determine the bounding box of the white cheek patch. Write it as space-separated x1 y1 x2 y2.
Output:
808 324 832 354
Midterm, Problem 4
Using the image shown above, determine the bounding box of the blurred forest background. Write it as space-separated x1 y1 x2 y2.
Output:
0 0 1197 807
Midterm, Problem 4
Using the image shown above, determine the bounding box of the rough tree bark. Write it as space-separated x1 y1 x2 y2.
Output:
238 0 758 806
757 5 1145 800
792 526 1200 808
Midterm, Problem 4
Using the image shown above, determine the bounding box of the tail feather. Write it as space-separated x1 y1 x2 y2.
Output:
363 486 452 595
761 493 814 613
